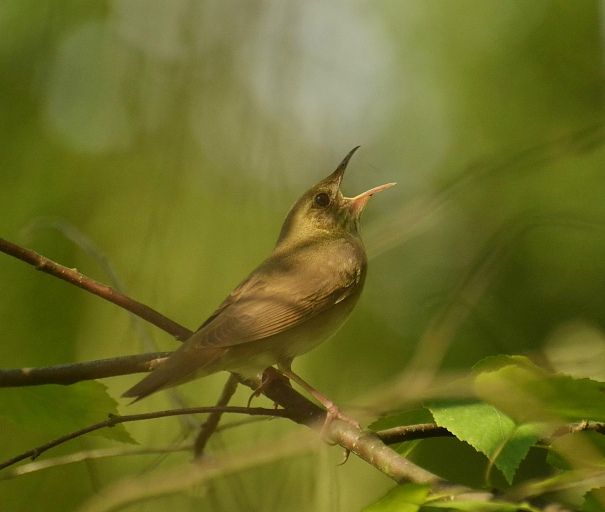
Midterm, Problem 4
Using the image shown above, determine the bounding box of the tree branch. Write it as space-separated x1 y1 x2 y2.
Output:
0 236 452 489
377 423 453 444
193 374 240 456
0 406 289 471
0 353 171 387
0 237 192 341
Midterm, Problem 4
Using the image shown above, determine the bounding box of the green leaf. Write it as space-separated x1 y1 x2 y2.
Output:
426 499 539 511
421 355 605 485
362 484 430 512
426 399 543 483
0 382 135 444
474 360 605 424
547 430 605 472
471 355 538 374
583 489 605 512
515 469 605 508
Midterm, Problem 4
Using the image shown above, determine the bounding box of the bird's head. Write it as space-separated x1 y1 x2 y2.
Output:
276 147 395 246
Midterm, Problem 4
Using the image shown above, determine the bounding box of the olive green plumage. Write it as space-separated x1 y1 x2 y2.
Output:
123 147 394 401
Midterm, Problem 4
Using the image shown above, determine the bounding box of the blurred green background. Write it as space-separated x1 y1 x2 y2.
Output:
2 1 605 510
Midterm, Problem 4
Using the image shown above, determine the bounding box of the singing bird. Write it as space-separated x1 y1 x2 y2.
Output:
123 148 394 422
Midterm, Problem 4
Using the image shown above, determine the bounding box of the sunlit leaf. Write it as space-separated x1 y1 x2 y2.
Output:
426 499 539 511
362 483 430 512
548 431 605 470
474 356 605 424
0 382 135 444
426 399 544 483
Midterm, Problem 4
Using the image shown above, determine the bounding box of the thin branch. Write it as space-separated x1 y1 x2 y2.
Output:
0 446 193 481
1 416 271 481
546 420 605 443
23 218 162 355
377 423 453 444
0 406 289 471
0 237 192 341
504 469 605 503
77 431 322 512
194 374 240 456
376 420 605 447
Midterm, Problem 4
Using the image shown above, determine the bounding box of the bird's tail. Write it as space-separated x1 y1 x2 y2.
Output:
122 346 226 402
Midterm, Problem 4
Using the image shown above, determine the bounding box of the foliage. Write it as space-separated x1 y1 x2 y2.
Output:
366 356 605 510
0 382 134 444
2 1 605 511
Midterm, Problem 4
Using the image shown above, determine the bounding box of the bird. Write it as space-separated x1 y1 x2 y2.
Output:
123 147 394 425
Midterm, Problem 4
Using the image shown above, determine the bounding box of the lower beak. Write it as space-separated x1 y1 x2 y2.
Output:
349 182 396 214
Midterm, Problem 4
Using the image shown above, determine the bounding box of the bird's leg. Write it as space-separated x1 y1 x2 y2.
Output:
246 366 291 408
277 363 362 435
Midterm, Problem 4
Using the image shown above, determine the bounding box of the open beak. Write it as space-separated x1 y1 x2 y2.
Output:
348 182 396 214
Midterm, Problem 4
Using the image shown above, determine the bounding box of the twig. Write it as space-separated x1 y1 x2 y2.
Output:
376 420 605 446
23 218 162 355
0 237 192 341
0 446 193 481
545 420 605 444
1 417 271 481
77 431 322 512
194 374 240 456
377 423 453 444
0 406 289 471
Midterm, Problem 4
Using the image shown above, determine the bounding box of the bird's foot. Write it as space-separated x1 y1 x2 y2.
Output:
337 449 351 466
319 405 360 465
275 364 362 436
320 399 362 439
247 367 291 408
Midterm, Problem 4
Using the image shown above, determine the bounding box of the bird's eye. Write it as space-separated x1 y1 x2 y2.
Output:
314 192 331 208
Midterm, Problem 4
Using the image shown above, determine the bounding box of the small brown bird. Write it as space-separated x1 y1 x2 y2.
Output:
123 147 394 423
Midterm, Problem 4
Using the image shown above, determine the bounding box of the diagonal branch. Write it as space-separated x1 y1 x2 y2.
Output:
193 374 240 456
0 406 289 471
0 236 453 489
0 237 192 341
0 353 171 387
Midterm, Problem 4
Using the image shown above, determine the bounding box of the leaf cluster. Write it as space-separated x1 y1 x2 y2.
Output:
367 356 605 511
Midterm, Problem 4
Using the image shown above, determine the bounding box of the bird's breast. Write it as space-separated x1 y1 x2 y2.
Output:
222 290 362 377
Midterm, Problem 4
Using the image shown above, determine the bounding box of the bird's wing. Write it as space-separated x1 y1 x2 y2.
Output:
123 244 365 400
190 257 363 349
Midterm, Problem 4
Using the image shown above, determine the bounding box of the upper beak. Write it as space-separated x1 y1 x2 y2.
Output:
348 182 396 214
326 146 361 185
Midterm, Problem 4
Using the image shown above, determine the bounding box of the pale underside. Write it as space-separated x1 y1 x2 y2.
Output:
123 234 367 400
